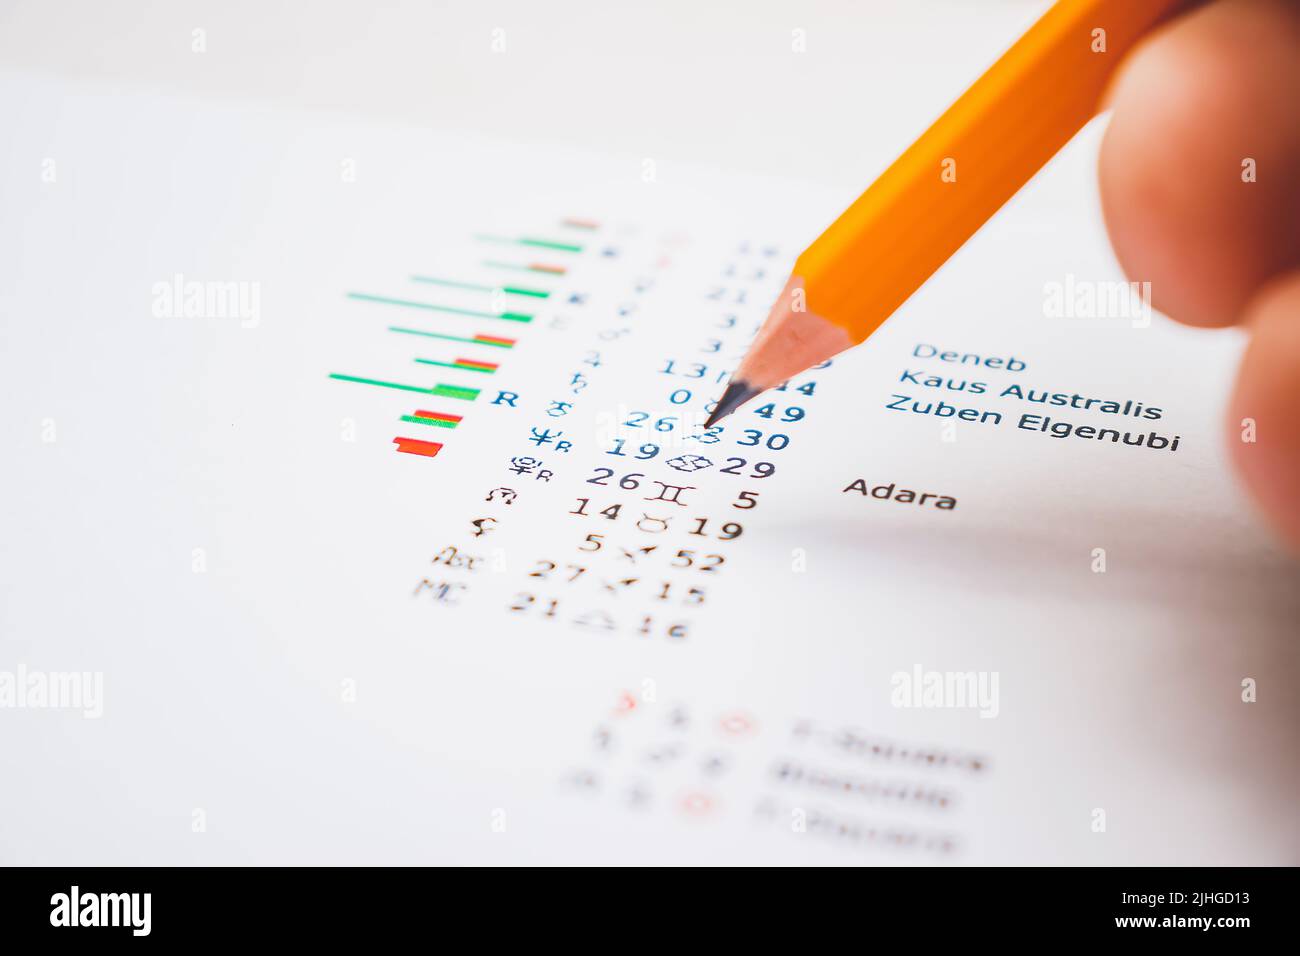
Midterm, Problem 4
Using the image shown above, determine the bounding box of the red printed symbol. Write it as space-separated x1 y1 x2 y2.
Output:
680 792 714 817
718 712 755 736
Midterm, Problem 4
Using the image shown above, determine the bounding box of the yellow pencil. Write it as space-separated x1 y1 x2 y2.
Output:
707 0 1194 427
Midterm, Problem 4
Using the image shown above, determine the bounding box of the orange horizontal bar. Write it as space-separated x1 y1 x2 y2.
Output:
393 437 443 457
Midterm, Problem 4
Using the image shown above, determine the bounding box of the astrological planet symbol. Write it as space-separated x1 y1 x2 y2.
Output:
508 455 543 476
470 517 497 537
486 487 518 504
666 454 713 473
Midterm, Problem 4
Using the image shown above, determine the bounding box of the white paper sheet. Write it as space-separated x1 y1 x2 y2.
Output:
2 73 1296 865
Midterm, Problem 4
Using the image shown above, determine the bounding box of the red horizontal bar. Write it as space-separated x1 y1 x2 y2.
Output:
393 437 443 457
412 410 463 423
474 334 516 347
456 358 498 370
530 263 566 275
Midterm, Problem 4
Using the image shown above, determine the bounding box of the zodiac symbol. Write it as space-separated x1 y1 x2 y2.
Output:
666 454 712 473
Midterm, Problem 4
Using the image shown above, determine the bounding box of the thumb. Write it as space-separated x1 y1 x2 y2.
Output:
1097 0 1300 548
1228 275 1300 549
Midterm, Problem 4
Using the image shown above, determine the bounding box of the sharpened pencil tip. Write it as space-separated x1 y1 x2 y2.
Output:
705 379 760 428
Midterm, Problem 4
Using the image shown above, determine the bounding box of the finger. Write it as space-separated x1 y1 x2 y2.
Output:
1228 272 1300 549
1098 0 1300 328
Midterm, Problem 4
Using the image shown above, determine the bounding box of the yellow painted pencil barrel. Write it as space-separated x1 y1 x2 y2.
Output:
797 0 1190 343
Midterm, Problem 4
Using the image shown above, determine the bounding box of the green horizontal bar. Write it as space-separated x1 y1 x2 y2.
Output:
388 326 512 347
520 237 582 252
475 234 582 254
415 359 494 373
410 276 549 298
432 384 479 401
348 291 531 322
401 415 458 429
329 373 436 394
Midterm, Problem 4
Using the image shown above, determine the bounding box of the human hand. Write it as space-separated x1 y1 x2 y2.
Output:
1099 0 1300 547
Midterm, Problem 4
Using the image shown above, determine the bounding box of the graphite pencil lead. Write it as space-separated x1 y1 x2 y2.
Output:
705 379 760 428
